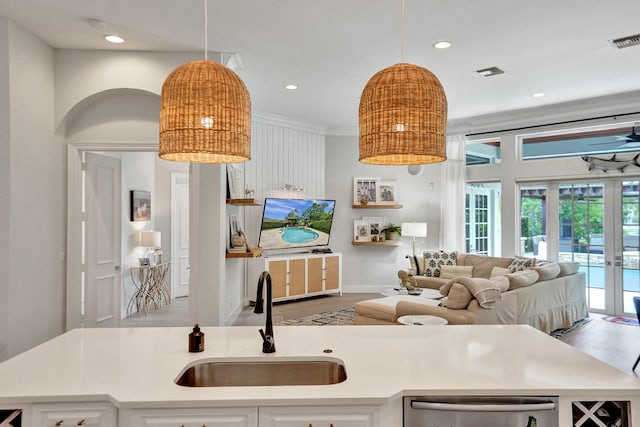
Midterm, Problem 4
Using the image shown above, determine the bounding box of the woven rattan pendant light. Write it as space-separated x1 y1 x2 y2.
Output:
159 0 251 163
359 0 447 165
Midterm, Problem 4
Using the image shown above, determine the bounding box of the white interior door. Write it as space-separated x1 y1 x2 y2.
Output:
171 172 190 298
85 152 121 327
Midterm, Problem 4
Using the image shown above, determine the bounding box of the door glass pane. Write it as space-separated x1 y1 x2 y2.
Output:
465 183 501 256
520 185 547 258
558 183 605 310
622 181 640 314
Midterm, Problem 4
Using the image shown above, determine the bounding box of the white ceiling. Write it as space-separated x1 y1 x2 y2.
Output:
1 0 640 135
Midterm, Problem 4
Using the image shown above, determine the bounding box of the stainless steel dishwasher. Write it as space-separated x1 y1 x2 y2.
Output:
404 396 559 427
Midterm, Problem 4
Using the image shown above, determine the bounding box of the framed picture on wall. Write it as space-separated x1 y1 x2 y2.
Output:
353 177 380 205
130 190 151 221
353 219 371 242
226 164 243 199
377 180 398 205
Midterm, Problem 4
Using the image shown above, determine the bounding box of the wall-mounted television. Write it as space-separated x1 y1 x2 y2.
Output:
257 198 336 251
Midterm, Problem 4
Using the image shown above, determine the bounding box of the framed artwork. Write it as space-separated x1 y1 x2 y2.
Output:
377 181 398 204
226 164 243 199
229 214 242 244
362 216 385 237
130 190 151 221
353 219 371 242
353 177 380 205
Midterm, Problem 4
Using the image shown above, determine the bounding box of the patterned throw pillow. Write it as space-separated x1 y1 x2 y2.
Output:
508 256 536 272
423 250 458 277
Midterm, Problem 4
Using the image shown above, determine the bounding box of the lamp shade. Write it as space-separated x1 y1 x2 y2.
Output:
402 222 427 238
359 63 447 165
140 231 161 248
159 59 251 163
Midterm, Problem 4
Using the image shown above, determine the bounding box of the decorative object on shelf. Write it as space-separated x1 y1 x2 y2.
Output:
358 0 447 165
402 222 427 256
581 153 640 172
381 223 402 241
226 164 243 198
353 177 379 205
363 216 385 240
159 0 251 164
245 186 255 198
138 257 150 266
130 190 151 221
353 219 371 242
377 180 398 205
229 230 249 253
139 230 161 265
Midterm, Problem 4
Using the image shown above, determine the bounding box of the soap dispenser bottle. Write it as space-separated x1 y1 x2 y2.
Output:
189 324 204 352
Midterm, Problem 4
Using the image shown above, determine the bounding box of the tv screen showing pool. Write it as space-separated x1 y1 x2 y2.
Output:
258 198 336 250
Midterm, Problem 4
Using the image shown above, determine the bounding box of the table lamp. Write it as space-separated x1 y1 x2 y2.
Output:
140 231 161 265
402 222 427 256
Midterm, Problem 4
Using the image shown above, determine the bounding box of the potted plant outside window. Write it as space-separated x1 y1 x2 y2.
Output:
382 223 402 241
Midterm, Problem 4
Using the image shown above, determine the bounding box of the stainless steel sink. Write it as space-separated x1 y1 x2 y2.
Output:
175 358 347 387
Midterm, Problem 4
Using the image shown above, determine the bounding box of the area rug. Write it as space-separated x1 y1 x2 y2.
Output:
276 306 356 326
550 317 592 338
603 316 639 326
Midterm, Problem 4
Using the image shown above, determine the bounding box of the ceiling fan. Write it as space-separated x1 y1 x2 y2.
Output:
588 122 640 148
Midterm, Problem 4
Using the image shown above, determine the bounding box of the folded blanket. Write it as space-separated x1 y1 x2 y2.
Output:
440 276 502 308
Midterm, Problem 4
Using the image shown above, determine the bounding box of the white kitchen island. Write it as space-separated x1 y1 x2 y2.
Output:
0 325 638 426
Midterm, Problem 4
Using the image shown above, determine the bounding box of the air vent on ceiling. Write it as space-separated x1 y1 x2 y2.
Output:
475 66 505 77
609 33 640 49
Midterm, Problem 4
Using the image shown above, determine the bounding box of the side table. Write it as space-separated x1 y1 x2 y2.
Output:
128 262 171 315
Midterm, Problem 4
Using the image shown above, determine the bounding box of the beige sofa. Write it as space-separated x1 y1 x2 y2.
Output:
355 253 589 334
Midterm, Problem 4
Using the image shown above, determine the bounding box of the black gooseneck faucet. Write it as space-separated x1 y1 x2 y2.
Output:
254 271 276 353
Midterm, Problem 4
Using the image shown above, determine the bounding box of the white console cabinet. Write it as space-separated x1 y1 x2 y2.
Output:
248 253 342 302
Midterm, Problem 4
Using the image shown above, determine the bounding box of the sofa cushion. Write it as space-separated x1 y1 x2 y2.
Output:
490 266 512 278
557 261 580 277
440 265 473 279
423 250 458 277
505 270 539 290
461 254 513 278
530 262 561 281
508 256 536 272
490 275 510 292
442 283 473 309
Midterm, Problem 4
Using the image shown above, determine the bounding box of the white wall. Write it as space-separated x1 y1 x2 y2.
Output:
325 135 443 292
0 17 10 361
2 20 66 360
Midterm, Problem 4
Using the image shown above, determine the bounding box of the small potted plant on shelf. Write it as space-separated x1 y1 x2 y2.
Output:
382 223 402 241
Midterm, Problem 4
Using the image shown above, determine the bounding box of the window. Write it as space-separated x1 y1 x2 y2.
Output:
466 139 501 165
520 185 547 258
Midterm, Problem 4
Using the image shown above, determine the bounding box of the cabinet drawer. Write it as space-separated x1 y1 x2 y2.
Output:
121 407 258 427
259 406 377 427
32 402 116 427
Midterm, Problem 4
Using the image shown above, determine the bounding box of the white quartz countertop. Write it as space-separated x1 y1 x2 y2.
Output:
0 325 638 407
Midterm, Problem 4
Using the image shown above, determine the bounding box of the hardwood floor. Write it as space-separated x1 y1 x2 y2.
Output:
121 293 640 376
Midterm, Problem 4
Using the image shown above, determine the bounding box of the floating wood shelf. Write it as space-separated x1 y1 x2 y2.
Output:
352 241 402 246
226 247 263 258
352 204 403 209
226 198 260 206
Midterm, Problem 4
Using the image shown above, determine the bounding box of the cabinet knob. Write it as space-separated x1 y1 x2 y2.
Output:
55 421 63 426
77 420 85 426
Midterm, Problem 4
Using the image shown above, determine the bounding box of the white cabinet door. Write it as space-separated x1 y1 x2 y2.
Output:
32 402 116 427
258 406 378 427
121 407 258 427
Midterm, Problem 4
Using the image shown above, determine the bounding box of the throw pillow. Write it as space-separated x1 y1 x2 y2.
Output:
557 261 580 277
441 282 473 309
508 256 536 272
423 250 458 278
440 265 473 279
505 270 539 290
490 266 512 278
530 262 561 281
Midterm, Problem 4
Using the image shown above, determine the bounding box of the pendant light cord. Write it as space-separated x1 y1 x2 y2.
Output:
204 0 208 61
400 0 405 62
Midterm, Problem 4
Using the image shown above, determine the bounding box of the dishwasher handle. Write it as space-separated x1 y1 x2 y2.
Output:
411 400 556 412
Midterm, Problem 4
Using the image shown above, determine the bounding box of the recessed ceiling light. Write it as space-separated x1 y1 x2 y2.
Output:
104 34 124 44
433 41 452 49
284 84 298 90
531 92 546 98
